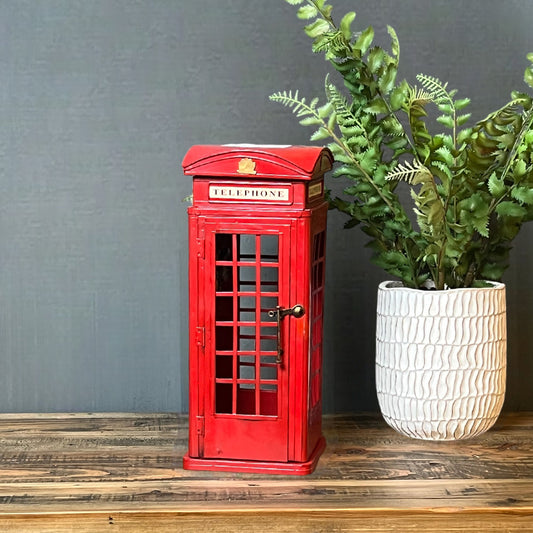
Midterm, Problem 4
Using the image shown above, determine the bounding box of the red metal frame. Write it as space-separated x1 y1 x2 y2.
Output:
183 145 332 475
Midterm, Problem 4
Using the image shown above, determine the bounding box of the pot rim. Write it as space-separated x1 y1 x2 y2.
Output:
379 280 506 293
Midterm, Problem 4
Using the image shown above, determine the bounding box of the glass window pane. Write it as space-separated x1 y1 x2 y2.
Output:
216 234 233 261
239 360 255 380
261 234 278 262
238 326 255 351
216 296 233 322
239 295 255 321
215 326 233 351
215 383 233 414
260 266 278 293
238 266 256 290
260 326 277 352
260 364 277 381
216 265 233 292
216 356 233 379
238 234 256 260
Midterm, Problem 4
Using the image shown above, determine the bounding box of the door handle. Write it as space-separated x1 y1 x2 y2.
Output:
267 304 305 364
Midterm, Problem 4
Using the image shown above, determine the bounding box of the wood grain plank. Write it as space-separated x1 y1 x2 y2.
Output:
1 511 533 533
0 413 532 531
1 479 532 512
1 413 532 482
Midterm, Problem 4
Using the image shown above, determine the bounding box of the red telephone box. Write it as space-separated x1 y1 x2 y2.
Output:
182 144 332 475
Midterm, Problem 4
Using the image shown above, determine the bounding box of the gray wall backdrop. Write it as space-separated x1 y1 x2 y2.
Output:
1 0 532 413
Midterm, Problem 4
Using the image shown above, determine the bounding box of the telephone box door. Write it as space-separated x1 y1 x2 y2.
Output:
202 220 292 462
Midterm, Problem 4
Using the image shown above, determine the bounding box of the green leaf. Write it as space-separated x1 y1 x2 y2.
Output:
457 113 471 126
334 164 365 180
365 97 388 115
328 146 351 164
513 159 528 178
367 47 385 73
373 164 388 185
387 25 399 59
457 127 473 145
327 110 337 130
437 103 453 115
299 116 322 126
359 147 378 173
426 201 445 225
305 19 330 39
511 186 533 205
480 262 506 281
310 127 331 141
382 250 409 266
353 26 374 55
297 4 318 19
381 116 403 136
455 97 471 110
434 133 454 150
321 4 333 18
499 133 515 149
436 115 454 129
472 213 490 238
340 124 364 136
312 34 331 54
386 136 408 150
318 101 334 118
496 201 528 217
285 0 305 4
488 172 506 198
390 84 407 111
378 65 397 95
346 135 368 149
525 67 533 89
339 11 356 40
435 146 454 166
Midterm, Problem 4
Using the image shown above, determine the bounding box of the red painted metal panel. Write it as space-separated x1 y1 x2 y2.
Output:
202 221 291 462
182 144 333 180
184 144 331 475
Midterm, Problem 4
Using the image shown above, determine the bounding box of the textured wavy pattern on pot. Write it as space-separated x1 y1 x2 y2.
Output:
375 281 507 441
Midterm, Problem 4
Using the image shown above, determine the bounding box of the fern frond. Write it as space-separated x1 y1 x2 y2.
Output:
431 160 453 180
408 86 434 105
270 89 336 143
312 30 348 56
270 90 318 117
324 79 361 125
416 73 452 105
434 146 454 166
481 99 529 126
385 159 431 184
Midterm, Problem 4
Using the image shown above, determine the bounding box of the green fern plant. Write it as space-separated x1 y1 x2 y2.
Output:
271 0 533 290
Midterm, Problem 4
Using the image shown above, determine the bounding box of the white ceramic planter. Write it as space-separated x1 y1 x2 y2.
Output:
376 281 506 440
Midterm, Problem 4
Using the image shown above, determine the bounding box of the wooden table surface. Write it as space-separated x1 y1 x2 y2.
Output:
0 412 532 532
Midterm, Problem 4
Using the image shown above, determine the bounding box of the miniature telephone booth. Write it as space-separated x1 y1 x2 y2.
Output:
182 144 333 475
